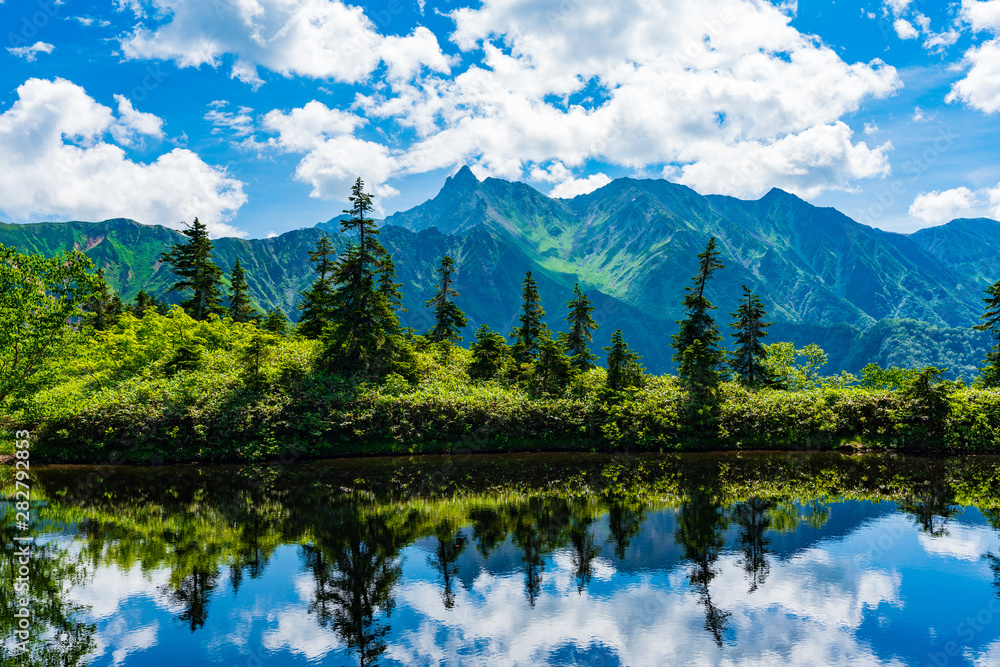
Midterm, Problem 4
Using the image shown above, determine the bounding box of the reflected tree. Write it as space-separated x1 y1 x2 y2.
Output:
731 498 773 593
606 495 646 560
676 483 731 647
570 513 600 594
302 506 401 667
428 524 467 609
900 482 957 537
165 566 220 632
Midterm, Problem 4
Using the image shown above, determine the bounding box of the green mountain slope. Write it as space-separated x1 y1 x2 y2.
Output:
2 168 996 377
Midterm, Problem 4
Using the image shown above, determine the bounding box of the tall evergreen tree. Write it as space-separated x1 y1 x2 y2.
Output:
975 279 1000 387
562 284 598 371
160 217 224 320
511 271 548 366
83 268 122 330
262 308 289 336
376 246 404 314
672 237 726 398
728 285 772 387
469 324 510 380
425 256 468 342
297 233 337 338
531 335 573 396
604 329 644 391
227 258 259 323
323 178 400 377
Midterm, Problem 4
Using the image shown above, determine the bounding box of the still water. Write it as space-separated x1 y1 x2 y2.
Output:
5 452 1000 666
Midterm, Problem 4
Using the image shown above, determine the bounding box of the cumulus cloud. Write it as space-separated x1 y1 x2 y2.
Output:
948 1 1000 113
119 0 452 85
7 41 54 62
549 173 612 199
908 184 1000 224
256 0 898 202
894 19 919 39
0 78 247 236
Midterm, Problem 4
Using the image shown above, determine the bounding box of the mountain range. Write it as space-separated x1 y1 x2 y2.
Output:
1 167 996 378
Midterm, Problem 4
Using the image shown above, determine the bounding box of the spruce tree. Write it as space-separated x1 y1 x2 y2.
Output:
377 246 404 314
562 283 598 371
975 279 1000 387
604 329 644 391
426 256 468 342
323 177 400 377
531 335 573 395
262 308 289 336
728 285 772 387
227 258 259 323
672 237 726 398
469 324 510 380
160 217 224 320
511 271 548 366
83 268 122 330
297 233 337 338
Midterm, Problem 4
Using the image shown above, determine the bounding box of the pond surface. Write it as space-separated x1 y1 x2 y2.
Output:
5 452 1000 666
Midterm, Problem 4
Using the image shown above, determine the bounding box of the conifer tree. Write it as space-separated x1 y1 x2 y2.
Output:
672 237 726 398
425 256 468 342
227 258 259 323
160 217 224 320
377 247 404 314
531 335 573 395
604 329 644 391
83 269 122 330
562 283 598 371
469 324 510 380
297 233 337 338
323 178 401 377
728 285 772 387
262 308 289 336
975 279 1000 387
511 271 548 366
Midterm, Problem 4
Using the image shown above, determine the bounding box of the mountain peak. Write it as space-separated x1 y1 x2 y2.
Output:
446 165 479 190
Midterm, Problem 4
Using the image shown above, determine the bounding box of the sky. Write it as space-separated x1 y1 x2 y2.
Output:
1 0 999 239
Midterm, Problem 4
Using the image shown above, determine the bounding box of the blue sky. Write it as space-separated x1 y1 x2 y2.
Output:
1 0 999 239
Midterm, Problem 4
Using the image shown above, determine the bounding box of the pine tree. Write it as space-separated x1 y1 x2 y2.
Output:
728 285 773 387
262 308 289 336
425 256 468 342
132 290 153 317
323 178 400 377
227 258 259 323
511 271 548 366
469 324 510 380
562 283 598 371
672 237 726 398
160 217 224 320
297 233 337 338
975 279 1000 387
604 329 644 391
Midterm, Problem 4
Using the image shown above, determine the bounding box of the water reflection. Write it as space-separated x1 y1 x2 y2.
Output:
3 452 1000 666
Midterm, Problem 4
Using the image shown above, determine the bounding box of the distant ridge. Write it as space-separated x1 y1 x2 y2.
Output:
1 172 995 377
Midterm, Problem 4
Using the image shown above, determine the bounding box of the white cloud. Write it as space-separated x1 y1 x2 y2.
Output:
7 41 54 62
947 39 1000 113
885 0 913 15
0 78 247 237
239 0 900 203
948 1 1000 113
119 0 451 85
205 104 256 137
112 94 165 146
908 185 1000 224
894 19 919 39
961 0 1000 32
550 173 612 199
